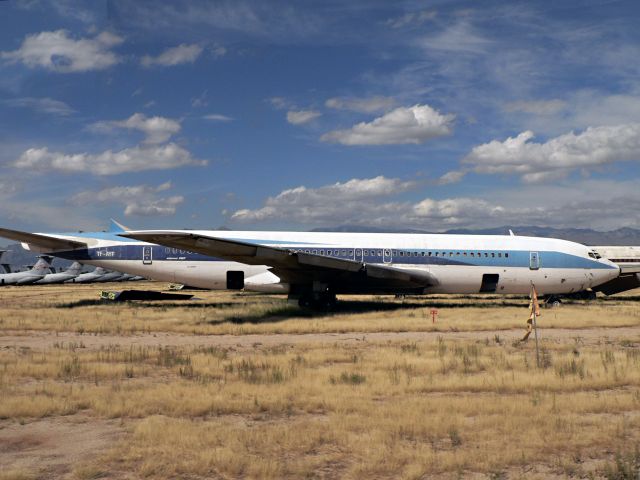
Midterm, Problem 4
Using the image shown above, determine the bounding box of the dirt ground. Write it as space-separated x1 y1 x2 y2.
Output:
0 416 124 479
2 324 639 351
1 283 639 479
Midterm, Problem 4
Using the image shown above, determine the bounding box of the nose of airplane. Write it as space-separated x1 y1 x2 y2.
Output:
596 260 620 286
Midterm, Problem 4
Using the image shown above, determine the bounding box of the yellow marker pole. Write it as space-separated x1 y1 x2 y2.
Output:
531 284 541 368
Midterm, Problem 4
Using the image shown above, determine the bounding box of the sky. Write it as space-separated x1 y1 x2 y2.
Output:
1 0 640 233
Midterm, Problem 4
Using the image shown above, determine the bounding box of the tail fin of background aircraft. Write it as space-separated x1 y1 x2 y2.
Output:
0 250 9 273
66 262 83 275
32 256 53 274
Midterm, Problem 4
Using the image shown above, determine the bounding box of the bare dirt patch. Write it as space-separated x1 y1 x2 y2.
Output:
0 415 124 479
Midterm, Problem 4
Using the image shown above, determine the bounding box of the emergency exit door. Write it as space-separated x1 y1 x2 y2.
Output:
142 246 153 265
529 251 539 270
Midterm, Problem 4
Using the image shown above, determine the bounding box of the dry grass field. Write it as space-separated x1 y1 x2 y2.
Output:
1 282 639 479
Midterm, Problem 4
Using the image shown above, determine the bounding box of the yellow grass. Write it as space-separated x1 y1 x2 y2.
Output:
1 284 639 478
0 282 639 335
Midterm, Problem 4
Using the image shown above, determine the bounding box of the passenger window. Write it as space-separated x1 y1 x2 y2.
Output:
313 250 317 254
470 252 474 257
378 250 382 256
491 253 495 257
505 253 509 258
428 252 432 256
498 253 502 257
484 253 488 257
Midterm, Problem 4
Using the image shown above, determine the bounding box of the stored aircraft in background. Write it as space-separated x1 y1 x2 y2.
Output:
0 256 52 286
66 266 109 283
0 250 11 274
34 261 83 285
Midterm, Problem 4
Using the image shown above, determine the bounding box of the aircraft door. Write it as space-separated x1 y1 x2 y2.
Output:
383 248 392 264
142 246 153 265
529 251 539 270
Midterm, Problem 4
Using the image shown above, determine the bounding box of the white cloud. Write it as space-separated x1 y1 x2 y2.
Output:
419 21 491 54
228 175 640 231
321 104 454 145
504 99 567 115
211 45 227 58
386 10 437 29
437 170 467 185
231 176 416 223
124 196 184 216
202 113 233 122
464 124 640 182
141 43 203 67
286 109 321 125
70 182 183 217
191 90 208 108
90 113 181 144
15 143 206 175
412 198 505 224
1 30 123 73
3 97 75 116
268 97 289 110
325 96 396 113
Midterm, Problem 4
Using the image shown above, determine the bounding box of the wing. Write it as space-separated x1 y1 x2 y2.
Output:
120 231 438 292
0 228 87 251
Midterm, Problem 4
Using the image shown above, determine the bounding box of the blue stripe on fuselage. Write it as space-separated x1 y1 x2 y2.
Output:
50 244 614 270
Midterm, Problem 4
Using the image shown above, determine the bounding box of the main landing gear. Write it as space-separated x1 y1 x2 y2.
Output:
289 284 337 310
295 292 337 310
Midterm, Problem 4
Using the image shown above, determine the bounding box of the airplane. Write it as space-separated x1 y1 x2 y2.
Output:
0 220 278 292
0 222 629 307
117 228 624 308
0 249 11 274
34 261 83 284
0 256 53 286
66 266 109 283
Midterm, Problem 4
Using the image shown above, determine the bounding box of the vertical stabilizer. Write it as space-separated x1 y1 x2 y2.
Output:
65 262 83 275
109 219 130 233
32 256 53 274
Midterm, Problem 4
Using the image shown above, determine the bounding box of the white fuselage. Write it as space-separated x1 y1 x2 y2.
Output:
26 230 621 296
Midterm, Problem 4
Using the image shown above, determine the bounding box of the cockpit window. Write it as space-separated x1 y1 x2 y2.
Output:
588 250 602 259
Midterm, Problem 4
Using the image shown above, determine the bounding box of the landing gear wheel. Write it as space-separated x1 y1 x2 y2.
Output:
545 295 562 308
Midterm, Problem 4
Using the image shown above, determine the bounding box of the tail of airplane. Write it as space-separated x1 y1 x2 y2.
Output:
31 256 53 274
65 262 83 275
109 219 130 233
0 250 9 273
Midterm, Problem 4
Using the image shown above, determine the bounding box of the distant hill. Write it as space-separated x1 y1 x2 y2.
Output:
311 225 640 245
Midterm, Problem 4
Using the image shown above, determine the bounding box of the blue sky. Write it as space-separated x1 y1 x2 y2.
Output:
1 0 639 233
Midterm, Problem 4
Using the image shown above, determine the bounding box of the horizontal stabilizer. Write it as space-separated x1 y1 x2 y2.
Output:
0 227 87 251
